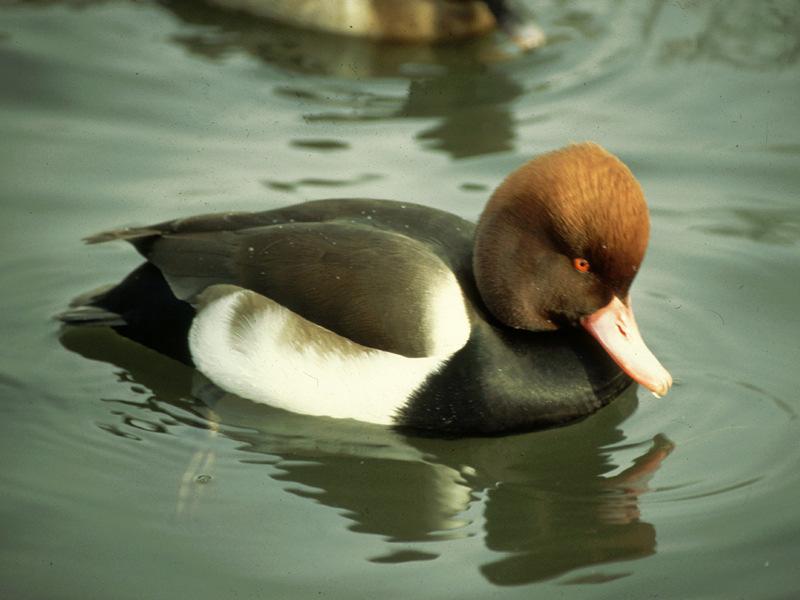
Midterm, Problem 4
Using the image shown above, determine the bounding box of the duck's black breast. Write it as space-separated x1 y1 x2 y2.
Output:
398 320 631 436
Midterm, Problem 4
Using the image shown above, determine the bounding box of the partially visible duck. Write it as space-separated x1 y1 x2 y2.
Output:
62 143 671 435
205 0 546 49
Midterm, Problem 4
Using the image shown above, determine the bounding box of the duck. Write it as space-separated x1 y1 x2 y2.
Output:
204 0 546 50
61 143 671 436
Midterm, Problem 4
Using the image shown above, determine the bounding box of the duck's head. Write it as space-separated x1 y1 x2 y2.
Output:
474 142 672 397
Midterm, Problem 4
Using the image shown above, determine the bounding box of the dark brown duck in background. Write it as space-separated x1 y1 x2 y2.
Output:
61 143 671 436
203 0 547 49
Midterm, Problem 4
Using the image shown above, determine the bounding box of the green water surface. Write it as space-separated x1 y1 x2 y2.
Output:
1 1 799 598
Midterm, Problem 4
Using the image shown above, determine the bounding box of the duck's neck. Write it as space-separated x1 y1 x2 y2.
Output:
472 202 560 332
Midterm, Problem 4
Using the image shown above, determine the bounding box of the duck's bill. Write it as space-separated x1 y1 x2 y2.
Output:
581 296 672 397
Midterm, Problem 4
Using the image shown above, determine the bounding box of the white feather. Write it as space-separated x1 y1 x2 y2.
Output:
188 282 470 425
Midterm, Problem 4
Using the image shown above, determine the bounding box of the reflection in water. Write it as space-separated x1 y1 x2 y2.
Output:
159 0 526 159
401 68 523 158
478 434 672 584
12 0 677 166
273 454 473 543
61 325 673 585
657 1 800 69
160 0 508 78
262 172 383 192
692 207 800 246
289 139 350 151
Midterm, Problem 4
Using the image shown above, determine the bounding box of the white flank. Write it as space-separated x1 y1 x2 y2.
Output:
188 287 470 425
423 272 473 356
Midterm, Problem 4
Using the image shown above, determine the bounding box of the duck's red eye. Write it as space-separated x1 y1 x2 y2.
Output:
573 258 590 273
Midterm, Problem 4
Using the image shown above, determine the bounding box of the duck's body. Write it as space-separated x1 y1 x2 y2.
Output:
205 0 546 49
63 144 671 436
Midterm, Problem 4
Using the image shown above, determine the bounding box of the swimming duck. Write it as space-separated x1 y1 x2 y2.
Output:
62 143 671 435
205 0 546 49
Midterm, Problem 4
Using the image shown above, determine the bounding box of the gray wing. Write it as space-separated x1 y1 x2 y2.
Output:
90 220 471 358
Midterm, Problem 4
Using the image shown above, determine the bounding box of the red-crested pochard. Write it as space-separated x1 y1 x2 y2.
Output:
61 143 671 435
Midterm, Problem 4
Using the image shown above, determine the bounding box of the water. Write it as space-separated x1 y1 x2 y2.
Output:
2 1 799 597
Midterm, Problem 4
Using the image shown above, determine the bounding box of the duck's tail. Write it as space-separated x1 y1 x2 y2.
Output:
57 285 127 326
57 262 196 365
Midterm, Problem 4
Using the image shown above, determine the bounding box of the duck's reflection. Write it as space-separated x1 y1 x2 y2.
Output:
159 0 521 77
476 433 672 584
401 69 523 158
61 325 672 585
158 0 527 159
